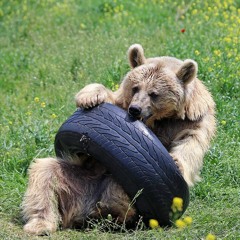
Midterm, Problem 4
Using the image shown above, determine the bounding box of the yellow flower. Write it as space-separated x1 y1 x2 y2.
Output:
51 113 57 119
192 9 198 15
204 15 209 21
205 233 216 240
34 97 40 103
214 50 221 57
112 83 119 91
224 37 231 43
175 219 186 228
171 197 183 212
203 57 210 62
183 216 193 225
208 67 213 72
41 102 46 108
80 23 86 29
221 120 226 125
149 219 159 229
195 50 200 56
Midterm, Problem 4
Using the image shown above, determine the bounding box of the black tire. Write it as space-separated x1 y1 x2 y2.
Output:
54 103 189 226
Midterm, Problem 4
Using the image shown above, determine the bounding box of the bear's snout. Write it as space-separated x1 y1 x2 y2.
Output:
128 105 142 118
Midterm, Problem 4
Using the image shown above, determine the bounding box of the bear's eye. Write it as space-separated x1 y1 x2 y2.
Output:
149 92 159 100
132 86 139 95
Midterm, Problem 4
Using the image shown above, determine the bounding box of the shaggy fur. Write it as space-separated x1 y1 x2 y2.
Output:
22 157 135 235
22 44 216 235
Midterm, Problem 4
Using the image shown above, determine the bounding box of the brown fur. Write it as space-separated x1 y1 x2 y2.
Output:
22 157 135 235
22 44 215 235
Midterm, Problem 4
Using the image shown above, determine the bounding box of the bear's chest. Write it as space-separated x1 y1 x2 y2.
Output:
152 118 198 151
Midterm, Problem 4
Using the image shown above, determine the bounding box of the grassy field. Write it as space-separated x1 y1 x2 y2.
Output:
0 0 239 239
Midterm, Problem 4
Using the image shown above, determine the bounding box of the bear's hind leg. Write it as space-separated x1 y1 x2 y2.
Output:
22 157 62 235
97 177 136 224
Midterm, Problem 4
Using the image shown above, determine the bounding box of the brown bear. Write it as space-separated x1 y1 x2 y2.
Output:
22 44 216 235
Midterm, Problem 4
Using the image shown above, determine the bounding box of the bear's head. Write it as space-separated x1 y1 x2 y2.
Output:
118 44 213 124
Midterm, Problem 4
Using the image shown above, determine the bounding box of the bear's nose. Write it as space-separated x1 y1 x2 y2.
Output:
128 105 142 117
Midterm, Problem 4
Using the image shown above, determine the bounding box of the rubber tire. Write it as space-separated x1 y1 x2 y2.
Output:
54 103 189 226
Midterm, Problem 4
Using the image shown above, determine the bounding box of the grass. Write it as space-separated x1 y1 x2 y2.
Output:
0 0 239 239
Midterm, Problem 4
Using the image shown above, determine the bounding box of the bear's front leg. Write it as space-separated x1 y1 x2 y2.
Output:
169 130 211 187
75 83 115 108
170 153 184 176
22 158 61 235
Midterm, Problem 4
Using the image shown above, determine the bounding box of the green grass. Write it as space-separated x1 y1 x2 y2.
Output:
0 0 239 239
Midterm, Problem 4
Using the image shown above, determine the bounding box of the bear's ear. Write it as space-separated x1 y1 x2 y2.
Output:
128 44 146 68
177 59 198 85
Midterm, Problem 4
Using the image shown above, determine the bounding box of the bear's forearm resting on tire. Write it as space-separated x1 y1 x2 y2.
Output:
169 125 214 187
75 83 115 108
